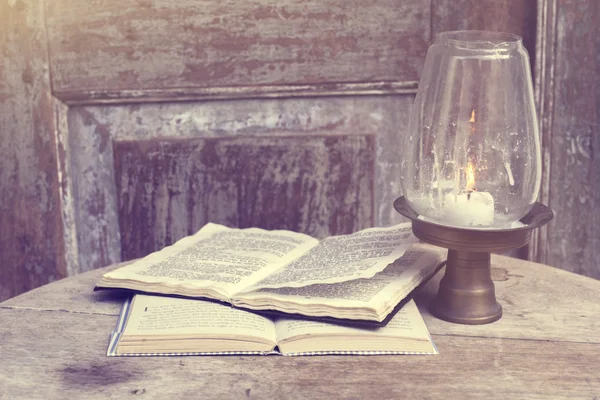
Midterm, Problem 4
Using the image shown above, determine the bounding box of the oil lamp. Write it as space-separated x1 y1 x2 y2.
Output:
395 31 553 324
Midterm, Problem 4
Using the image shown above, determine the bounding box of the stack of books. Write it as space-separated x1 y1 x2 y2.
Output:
97 222 444 357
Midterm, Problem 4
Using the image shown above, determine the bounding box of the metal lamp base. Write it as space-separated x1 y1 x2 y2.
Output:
394 196 553 325
432 250 502 324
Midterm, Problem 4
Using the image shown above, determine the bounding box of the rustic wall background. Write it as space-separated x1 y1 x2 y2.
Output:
0 1 66 300
530 0 599 278
1 0 597 302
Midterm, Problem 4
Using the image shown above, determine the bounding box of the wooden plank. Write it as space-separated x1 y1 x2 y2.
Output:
56 81 419 105
417 251 600 344
64 107 124 273
0 1 65 301
113 135 375 261
432 0 538 66
530 0 558 270
65 96 412 272
0 261 133 317
4 253 600 345
1 308 599 399
531 0 600 278
45 0 429 101
53 100 80 277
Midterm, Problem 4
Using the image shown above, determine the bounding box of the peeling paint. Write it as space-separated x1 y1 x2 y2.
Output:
45 0 428 93
1 1 65 301
113 135 374 259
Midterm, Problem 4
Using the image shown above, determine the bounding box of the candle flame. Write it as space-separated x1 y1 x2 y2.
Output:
469 109 476 123
465 162 476 191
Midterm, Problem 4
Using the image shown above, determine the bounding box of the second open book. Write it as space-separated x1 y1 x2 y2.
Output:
108 294 437 356
97 223 445 323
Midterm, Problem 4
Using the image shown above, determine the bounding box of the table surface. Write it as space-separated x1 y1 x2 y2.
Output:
2 254 600 400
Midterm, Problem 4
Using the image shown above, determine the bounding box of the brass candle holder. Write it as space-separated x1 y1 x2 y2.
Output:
394 196 553 324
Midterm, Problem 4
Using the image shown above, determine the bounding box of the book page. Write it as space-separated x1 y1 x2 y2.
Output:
273 299 436 355
123 295 277 344
101 223 318 297
274 300 427 342
243 223 418 290
233 244 445 321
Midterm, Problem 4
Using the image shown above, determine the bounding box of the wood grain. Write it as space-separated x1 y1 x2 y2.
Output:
0 0 65 301
65 96 412 273
418 251 600 343
45 0 429 101
55 81 419 105
1 261 134 316
530 0 557 268
3 250 599 398
5 253 600 345
531 0 600 278
1 298 599 398
113 135 375 260
432 0 538 67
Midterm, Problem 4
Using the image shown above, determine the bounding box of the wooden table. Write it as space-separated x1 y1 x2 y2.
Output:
2 255 600 399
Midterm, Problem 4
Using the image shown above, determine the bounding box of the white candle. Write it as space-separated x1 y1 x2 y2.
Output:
442 191 495 226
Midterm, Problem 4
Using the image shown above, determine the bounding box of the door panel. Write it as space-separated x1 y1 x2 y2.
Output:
46 0 429 99
114 135 374 260
0 1 66 301
532 0 600 278
66 96 412 272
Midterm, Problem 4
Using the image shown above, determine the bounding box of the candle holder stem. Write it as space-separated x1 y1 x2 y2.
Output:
432 250 502 324
394 196 553 324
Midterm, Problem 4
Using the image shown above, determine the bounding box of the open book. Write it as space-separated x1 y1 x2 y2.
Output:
97 223 445 323
108 294 438 356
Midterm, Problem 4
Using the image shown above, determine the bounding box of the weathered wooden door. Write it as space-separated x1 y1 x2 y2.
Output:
0 0 538 301
531 0 600 278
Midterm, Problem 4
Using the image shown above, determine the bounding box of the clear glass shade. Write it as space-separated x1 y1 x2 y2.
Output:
400 31 542 228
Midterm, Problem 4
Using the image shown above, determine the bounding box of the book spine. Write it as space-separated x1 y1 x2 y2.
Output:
107 297 133 356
